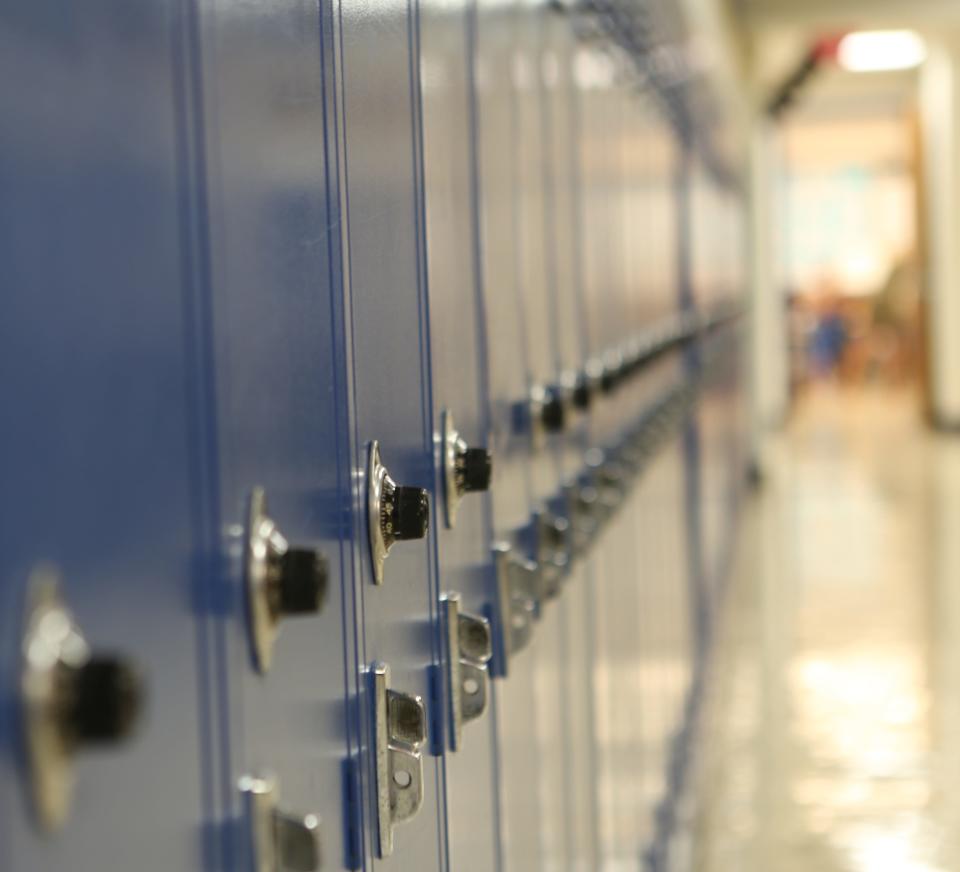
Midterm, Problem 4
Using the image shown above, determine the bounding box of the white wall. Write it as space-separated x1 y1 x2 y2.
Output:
920 34 960 427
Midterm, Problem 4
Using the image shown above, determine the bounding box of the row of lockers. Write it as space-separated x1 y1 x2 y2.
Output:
0 0 746 870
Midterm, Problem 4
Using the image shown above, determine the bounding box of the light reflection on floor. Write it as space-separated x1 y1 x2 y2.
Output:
692 385 960 872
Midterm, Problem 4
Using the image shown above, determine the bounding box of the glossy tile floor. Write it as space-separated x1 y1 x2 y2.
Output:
691 384 960 872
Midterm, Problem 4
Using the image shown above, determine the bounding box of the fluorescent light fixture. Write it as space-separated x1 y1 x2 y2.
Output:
837 30 927 73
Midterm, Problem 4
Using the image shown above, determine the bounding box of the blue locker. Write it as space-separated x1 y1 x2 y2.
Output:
628 100 693 865
512 3 571 870
331 1 448 868
0 1 208 867
0 0 753 865
418 2 503 872
472 2 546 869
188 0 356 868
541 9 601 871
689 157 725 606
573 39 637 869
569 16 695 864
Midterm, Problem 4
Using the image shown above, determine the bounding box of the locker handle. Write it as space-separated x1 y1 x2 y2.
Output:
534 511 572 599
240 773 322 872
371 663 426 858
565 481 602 555
440 594 492 751
491 543 539 676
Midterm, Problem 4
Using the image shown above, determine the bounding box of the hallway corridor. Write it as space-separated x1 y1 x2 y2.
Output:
693 385 960 872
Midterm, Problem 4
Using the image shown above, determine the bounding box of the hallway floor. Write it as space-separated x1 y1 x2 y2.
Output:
692 384 960 872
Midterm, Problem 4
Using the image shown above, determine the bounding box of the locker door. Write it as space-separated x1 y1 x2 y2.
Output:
631 93 677 860
690 157 725 601
190 2 355 869
605 68 651 869
513 3 570 870
418 2 502 871
635 110 697 867
541 9 600 872
0 2 207 868
331 2 447 869
473 3 544 869
574 41 628 871
618 78 691 863
574 37 690 869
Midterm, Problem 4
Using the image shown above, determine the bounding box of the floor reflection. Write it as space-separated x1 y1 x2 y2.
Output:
692 385 960 872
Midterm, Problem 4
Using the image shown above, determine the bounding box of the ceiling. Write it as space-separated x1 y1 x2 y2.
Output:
734 0 960 30
722 0 960 118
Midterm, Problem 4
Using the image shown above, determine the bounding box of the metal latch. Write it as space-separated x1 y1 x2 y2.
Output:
441 411 493 528
492 544 540 673
586 450 628 517
240 773 322 872
367 441 430 584
371 663 426 857
534 511 571 599
440 594 492 751
565 481 601 555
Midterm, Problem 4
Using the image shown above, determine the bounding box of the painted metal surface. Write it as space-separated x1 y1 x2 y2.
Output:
511 4 571 871
472 2 544 869
541 9 600 872
574 41 643 871
188 0 357 868
419 0 503 869
0 0 750 867
0 1 208 867
331 0 447 868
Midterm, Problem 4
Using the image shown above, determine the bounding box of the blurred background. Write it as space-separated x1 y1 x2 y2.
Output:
692 0 960 869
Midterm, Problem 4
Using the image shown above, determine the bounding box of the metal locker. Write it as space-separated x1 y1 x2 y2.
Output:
330 2 447 868
689 157 725 608
573 38 643 871
642 444 696 868
472 2 546 869
624 90 692 864
418 1 502 871
607 71 648 867
572 21 694 864
0 1 208 867
188 1 354 868
0 0 754 866
644 121 702 869
541 7 602 871
512 3 573 870
616 83 648 858
637 86 699 858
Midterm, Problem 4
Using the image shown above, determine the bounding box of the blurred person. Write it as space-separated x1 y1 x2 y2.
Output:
807 288 849 379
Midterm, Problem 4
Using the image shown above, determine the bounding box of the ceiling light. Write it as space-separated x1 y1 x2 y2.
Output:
837 30 927 73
